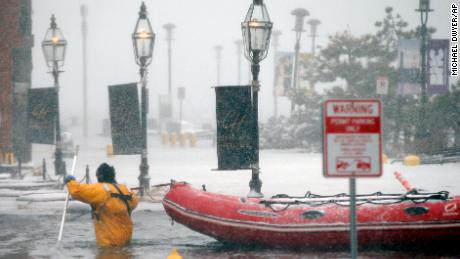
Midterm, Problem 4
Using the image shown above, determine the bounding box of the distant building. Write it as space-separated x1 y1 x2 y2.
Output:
0 0 33 163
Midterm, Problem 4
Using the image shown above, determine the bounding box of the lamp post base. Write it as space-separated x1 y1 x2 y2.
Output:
138 156 150 197
248 168 263 198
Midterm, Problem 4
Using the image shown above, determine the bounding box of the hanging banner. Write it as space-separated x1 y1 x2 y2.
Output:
428 39 450 95
297 52 314 94
274 52 293 96
398 39 421 95
108 83 142 155
13 82 31 162
215 86 254 170
323 100 382 177
274 52 314 96
27 87 57 145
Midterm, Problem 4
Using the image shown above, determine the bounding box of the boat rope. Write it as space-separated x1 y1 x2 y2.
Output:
260 189 450 212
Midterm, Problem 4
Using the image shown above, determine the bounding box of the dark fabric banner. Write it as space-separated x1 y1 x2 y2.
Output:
27 87 57 145
215 85 255 170
108 83 142 155
13 82 31 162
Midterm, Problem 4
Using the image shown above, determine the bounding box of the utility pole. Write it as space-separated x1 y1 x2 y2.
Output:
163 23 176 95
214 45 223 85
235 40 243 85
414 0 432 153
271 30 281 118
290 8 309 113
81 4 88 138
307 19 320 56
307 19 320 94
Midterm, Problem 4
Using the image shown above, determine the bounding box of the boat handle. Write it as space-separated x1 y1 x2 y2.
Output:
301 210 324 219
404 206 429 216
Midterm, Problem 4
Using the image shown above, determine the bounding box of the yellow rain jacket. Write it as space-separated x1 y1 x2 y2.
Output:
67 181 139 247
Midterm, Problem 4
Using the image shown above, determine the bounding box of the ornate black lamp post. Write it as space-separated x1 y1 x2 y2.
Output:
414 0 432 153
241 0 273 198
42 14 67 177
132 2 155 195
290 8 309 112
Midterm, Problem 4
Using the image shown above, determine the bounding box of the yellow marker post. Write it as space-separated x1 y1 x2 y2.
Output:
162 131 169 145
106 144 114 158
6 152 16 165
382 154 388 164
170 132 177 146
167 248 183 259
189 133 197 147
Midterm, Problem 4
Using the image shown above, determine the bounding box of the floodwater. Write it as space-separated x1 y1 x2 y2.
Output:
1 138 460 258
2 208 460 259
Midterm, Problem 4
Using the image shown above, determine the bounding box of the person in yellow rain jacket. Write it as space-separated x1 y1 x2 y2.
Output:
64 163 139 247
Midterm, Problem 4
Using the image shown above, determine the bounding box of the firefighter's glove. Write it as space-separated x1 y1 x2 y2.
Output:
64 175 76 184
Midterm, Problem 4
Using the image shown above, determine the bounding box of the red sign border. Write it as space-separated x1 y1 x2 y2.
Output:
323 99 382 178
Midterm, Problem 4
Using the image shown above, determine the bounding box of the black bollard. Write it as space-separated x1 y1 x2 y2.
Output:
85 165 90 184
16 157 22 179
42 159 47 181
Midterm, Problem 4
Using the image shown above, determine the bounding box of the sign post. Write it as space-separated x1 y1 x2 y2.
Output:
323 99 382 259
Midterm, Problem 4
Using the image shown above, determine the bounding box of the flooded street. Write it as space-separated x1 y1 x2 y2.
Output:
2 210 460 258
0 0 458 258
0 138 460 258
1 137 460 258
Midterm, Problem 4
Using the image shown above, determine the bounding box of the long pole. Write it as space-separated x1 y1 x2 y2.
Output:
168 38 172 95
308 19 320 56
414 2 432 154
215 45 223 85
163 23 175 95
271 30 281 118
290 8 308 113
139 66 150 196
179 99 183 122
53 61 66 177
419 11 429 107
81 5 88 138
291 36 300 113
349 177 358 259
235 40 242 85
308 19 320 94
163 23 175 130
57 145 79 242
248 50 263 198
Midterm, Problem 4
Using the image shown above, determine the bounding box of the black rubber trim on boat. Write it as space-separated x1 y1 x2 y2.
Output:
404 206 429 216
301 210 324 219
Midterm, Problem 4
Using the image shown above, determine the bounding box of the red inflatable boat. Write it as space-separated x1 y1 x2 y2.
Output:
163 181 460 249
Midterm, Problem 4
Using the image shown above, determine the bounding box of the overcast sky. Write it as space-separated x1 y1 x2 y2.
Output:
31 0 454 134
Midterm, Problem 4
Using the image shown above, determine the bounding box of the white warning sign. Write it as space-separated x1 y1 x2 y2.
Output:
323 100 382 177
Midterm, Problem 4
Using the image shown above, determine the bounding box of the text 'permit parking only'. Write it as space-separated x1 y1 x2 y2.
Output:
323 100 382 177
